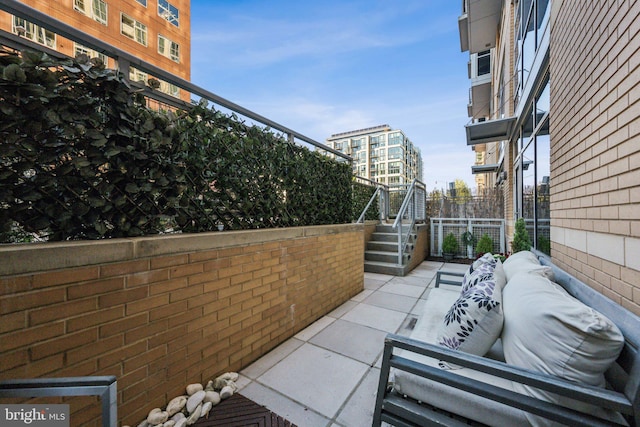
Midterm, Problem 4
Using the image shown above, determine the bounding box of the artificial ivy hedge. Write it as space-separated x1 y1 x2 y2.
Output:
0 49 352 242
352 181 380 221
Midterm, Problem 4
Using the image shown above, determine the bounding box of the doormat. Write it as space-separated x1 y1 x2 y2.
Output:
193 393 298 427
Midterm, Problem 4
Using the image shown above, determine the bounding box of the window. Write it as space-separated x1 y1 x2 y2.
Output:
388 146 403 160
129 68 148 83
158 0 179 26
74 43 107 65
159 81 180 98
12 17 55 48
514 73 551 255
370 134 386 148
388 132 403 145
136 0 147 6
388 162 402 175
74 0 107 25
477 50 491 76
121 13 147 46
158 35 180 62
351 138 363 150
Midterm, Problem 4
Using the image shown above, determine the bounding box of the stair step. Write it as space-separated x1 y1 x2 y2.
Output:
364 260 407 276
365 250 399 263
367 241 398 252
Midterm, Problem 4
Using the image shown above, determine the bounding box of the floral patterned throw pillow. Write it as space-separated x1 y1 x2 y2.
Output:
437 259 506 356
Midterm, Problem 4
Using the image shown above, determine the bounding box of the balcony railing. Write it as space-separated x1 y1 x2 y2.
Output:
0 0 350 162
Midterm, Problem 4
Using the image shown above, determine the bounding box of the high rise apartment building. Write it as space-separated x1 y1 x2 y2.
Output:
325 125 423 185
458 0 640 315
0 0 191 102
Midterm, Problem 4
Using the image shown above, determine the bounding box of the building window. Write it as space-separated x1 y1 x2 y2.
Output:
129 68 148 83
159 81 180 98
388 162 402 175
158 35 180 62
74 43 108 65
514 74 550 255
74 0 108 25
12 17 55 48
136 0 147 6
388 146 403 160
158 0 180 26
388 132 403 145
477 50 491 76
370 134 386 148
121 13 147 46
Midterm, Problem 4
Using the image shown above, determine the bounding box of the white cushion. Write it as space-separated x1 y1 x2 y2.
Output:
393 287 529 426
437 260 506 356
502 271 625 425
502 250 554 282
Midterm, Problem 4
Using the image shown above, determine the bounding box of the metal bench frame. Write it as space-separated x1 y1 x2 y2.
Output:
0 376 117 427
373 256 640 427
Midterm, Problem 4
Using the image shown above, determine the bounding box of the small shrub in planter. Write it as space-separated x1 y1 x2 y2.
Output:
475 234 494 256
442 232 459 260
512 217 532 253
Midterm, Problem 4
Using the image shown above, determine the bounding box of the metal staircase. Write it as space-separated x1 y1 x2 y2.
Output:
357 178 426 276
364 222 416 275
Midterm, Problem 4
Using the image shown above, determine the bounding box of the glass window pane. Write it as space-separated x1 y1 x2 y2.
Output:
535 127 551 255
535 77 550 122
522 141 535 242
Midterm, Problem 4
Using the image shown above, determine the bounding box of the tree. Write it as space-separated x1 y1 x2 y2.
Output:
512 218 532 252
454 179 472 202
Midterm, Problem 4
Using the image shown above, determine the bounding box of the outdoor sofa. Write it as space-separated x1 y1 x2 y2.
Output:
373 251 640 426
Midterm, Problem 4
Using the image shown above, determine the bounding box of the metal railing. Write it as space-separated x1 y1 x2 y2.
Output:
0 376 117 427
355 176 389 223
0 0 351 162
430 218 506 258
392 179 426 265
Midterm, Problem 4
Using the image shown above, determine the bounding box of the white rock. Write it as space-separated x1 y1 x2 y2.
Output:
137 420 150 427
186 390 205 413
220 385 234 400
162 421 176 427
217 372 239 382
204 380 214 391
185 404 202 425
146 408 168 426
170 413 185 422
174 419 186 427
204 391 221 406
185 383 203 396
166 396 187 417
200 401 212 418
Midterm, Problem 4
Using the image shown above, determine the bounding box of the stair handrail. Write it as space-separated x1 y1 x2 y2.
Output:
356 180 389 224
392 179 426 264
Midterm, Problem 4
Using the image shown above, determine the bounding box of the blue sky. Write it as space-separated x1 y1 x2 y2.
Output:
189 1 474 190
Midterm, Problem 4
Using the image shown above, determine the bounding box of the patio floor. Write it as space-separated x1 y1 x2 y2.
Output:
233 260 469 427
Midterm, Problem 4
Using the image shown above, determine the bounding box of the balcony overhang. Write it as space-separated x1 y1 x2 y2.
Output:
472 164 499 174
459 0 502 54
468 79 491 118
458 13 469 52
465 116 516 145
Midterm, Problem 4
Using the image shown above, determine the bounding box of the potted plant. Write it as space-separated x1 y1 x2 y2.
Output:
461 230 476 259
442 232 459 261
475 234 494 256
512 217 532 253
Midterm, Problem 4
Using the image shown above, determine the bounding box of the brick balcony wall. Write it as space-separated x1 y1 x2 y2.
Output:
0 224 364 426
550 0 640 315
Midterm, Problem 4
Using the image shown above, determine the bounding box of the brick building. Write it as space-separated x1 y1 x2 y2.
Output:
0 0 191 101
458 0 640 314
